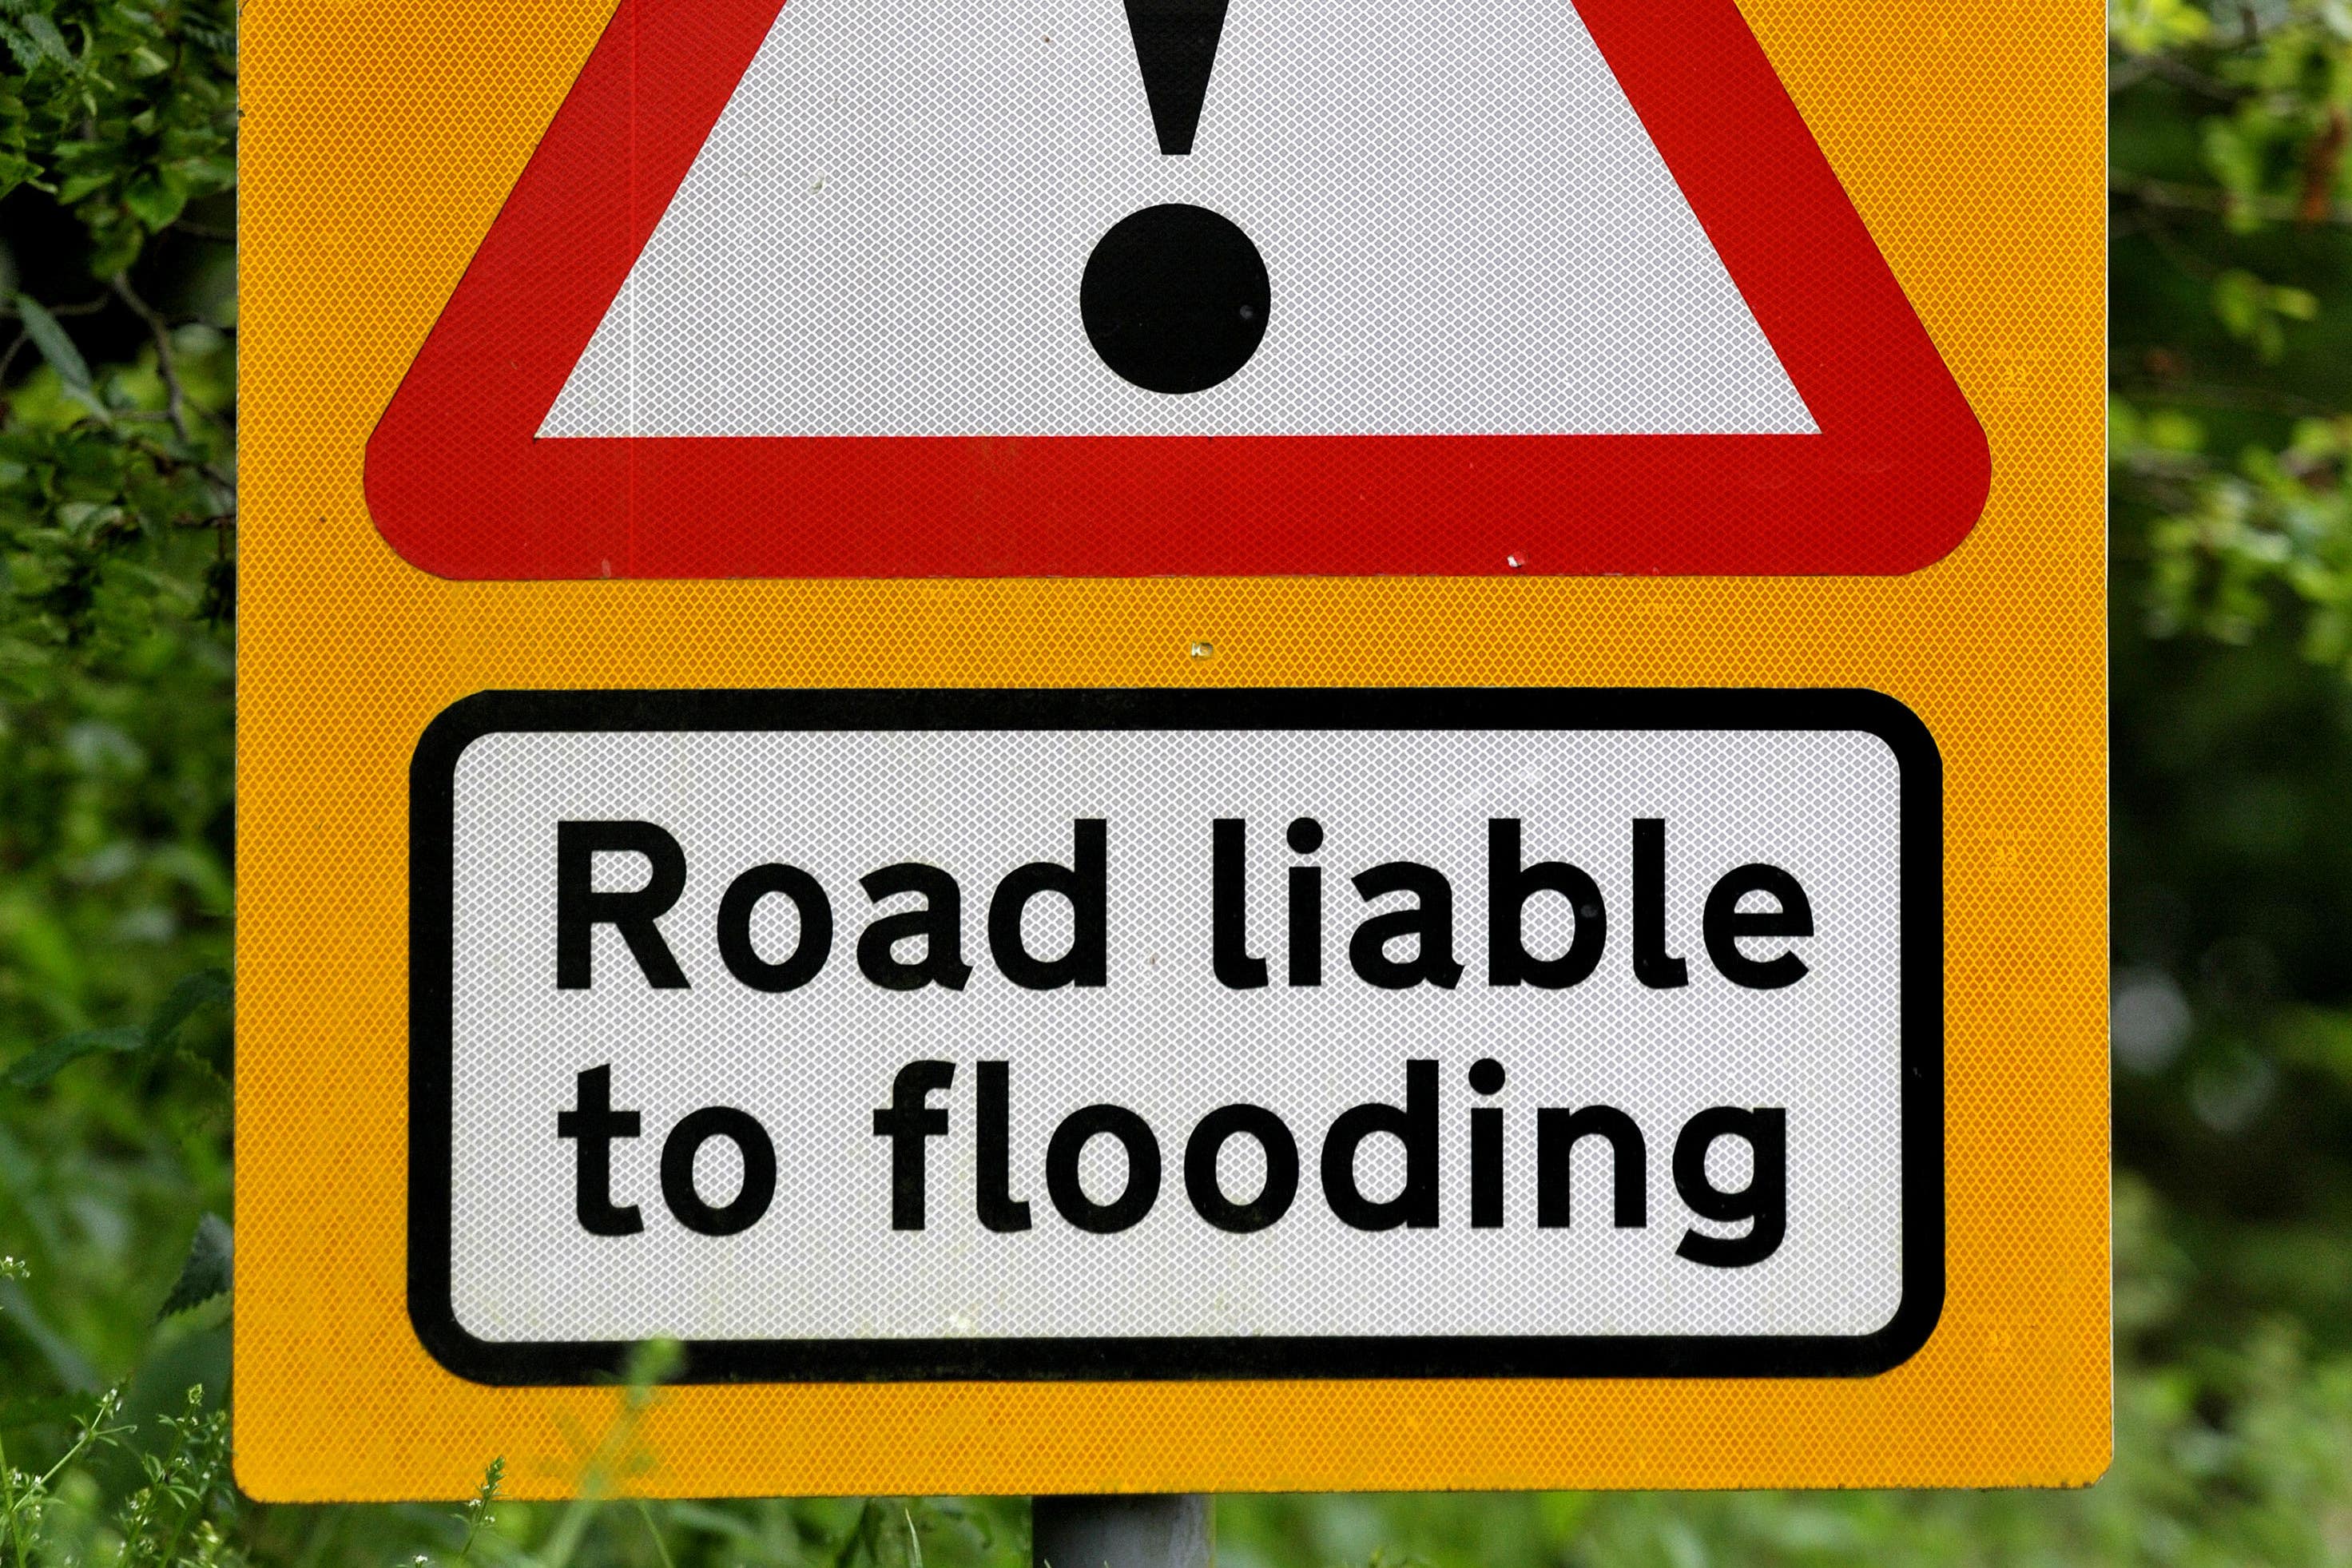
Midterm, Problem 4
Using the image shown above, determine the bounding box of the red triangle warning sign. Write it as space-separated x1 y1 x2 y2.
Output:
366 0 1988 579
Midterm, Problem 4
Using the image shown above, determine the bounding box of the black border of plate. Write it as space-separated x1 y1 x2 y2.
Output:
408 687 1942 1387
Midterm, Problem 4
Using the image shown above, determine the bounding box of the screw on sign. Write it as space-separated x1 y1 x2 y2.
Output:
362 0 1990 580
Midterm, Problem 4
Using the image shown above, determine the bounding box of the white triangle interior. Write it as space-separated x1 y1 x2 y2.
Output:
538 0 1818 438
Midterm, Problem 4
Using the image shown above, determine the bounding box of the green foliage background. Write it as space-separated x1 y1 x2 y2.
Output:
2 0 2349 1561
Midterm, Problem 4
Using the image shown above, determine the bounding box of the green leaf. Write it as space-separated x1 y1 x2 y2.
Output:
16 10 69 66
2113 0 2213 54
54 167 111 204
158 1213 232 1320
0 13 69 72
121 168 187 229
0 19 38 70
14 292 93 396
145 965 231 1050
3 967 229 1086
85 223 143 279
4 1025 144 1086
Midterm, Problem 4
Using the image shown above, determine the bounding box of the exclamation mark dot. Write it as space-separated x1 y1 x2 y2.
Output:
1081 0 1269 395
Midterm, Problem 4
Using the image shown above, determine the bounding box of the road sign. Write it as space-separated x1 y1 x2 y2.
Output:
363 0 1988 580
238 0 2107 1503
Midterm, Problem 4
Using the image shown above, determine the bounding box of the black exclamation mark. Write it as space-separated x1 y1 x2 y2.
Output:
1080 0 1270 395
1123 0 1231 155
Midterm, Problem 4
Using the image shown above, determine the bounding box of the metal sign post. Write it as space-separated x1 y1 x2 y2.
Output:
1032 1495 1214 1568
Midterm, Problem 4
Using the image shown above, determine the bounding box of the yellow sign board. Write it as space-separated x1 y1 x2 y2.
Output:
236 0 2107 1499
